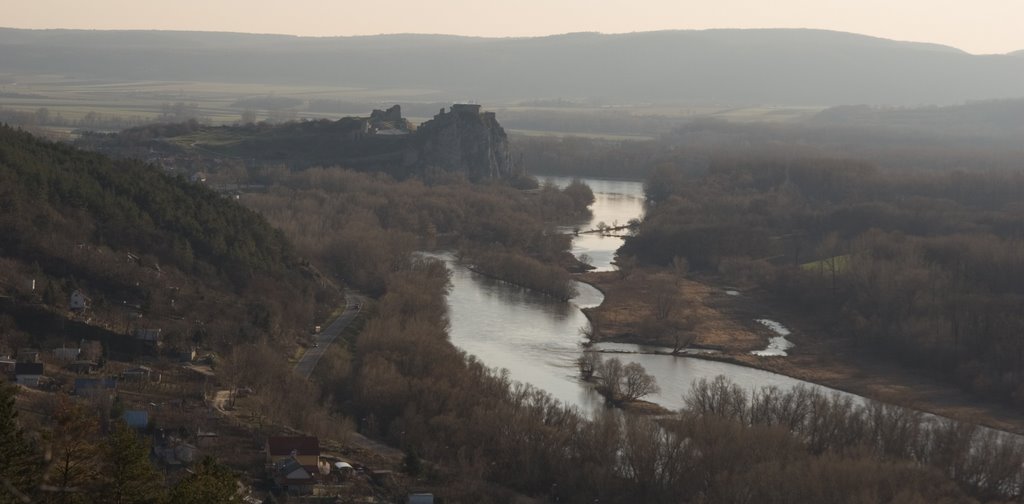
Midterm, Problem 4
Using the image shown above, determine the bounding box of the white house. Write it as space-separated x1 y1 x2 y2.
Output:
53 347 81 362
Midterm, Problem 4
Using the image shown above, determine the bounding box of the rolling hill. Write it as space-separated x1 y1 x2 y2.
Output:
0 125 335 355
1 28 1023 105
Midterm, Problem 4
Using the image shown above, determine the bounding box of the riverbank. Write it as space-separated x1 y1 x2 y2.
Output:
579 268 1024 435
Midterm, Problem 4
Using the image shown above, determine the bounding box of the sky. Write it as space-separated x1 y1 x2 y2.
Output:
5 0 1024 55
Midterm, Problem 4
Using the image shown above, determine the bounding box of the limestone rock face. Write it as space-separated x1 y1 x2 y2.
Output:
369 105 412 132
410 104 517 181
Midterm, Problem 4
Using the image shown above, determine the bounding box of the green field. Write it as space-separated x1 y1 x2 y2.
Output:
0 73 436 131
0 73 825 139
801 254 851 273
508 129 657 141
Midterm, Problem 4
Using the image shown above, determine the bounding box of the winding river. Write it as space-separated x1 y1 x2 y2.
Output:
439 176 851 416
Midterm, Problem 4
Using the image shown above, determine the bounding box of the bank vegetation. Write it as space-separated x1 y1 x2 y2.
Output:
624 157 1024 407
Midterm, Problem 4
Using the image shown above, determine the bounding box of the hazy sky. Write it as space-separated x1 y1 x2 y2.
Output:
5 0 1024 55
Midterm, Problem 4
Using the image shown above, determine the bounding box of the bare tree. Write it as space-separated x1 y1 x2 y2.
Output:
671 256 689 284
653 286 675 321
816 232 844 299
596 357 624 399
621 362 659 401
577 350 601 381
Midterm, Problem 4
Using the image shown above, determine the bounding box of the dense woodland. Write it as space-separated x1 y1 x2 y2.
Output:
195 207 1012 503
7 113 1024 502
623 156 1024 404
328 256 1022 502
0 125 332 356
242 168 591 297
227 146 1024 500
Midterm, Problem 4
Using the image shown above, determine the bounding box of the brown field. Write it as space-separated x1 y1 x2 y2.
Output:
581 268 764 352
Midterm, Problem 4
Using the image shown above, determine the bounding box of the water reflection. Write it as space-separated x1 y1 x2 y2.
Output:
437 254 606 413
442 248 855 414
438 177 828 414
436 176 855 416
541 175 645 271
431 177 1016 437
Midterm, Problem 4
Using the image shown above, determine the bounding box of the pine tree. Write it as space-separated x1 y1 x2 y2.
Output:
99 420 166 504
168 457 241 504
0 382 39 504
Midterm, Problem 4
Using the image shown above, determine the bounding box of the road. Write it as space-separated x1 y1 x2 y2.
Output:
293 293 364 379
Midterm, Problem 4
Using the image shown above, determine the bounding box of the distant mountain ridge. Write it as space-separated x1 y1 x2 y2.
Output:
1 27 1023 105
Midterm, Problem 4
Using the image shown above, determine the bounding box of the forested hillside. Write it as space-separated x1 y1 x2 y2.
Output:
0 124 334 353
623 157 1024 404
237 166 1018 503
242 168 591 297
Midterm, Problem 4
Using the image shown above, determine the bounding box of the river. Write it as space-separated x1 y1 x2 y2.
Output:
437 175 857 417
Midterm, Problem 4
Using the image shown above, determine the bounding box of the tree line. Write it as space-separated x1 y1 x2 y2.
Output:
0 125 335 358
242 167 591 297
335 261 1010 501
231 163 1022 501
624 155 1024 404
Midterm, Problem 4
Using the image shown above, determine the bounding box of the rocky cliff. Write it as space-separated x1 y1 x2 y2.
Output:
88 104 518 181
408 104 517 181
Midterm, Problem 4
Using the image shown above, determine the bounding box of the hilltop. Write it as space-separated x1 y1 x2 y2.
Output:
84 104 519 180
1 27 1023 105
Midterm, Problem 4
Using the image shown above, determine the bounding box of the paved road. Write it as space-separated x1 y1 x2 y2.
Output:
293 293 364 378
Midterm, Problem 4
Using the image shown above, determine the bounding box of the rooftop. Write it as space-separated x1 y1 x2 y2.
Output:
267 436 319 456
14 362 43 375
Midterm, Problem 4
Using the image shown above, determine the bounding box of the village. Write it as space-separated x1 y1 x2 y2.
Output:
2 286 437 503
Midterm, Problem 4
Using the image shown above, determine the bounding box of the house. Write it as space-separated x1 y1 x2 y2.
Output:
69 290 90 311
16 349 40 363
408 494 435 504
189 172 207 183
333 461 354 479
134 328 162 347
53 346 81 362
266 436 320 471
74 377 118 396
14 362 44 387
67 360 98 374
153 435 197 466
272 458 315 496
195 428 219 447
0 358 16 378
176 347 197 363
122 366 160 382
122 410 149 430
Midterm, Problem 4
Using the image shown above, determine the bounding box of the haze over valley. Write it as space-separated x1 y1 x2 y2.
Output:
4 10 1024 503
